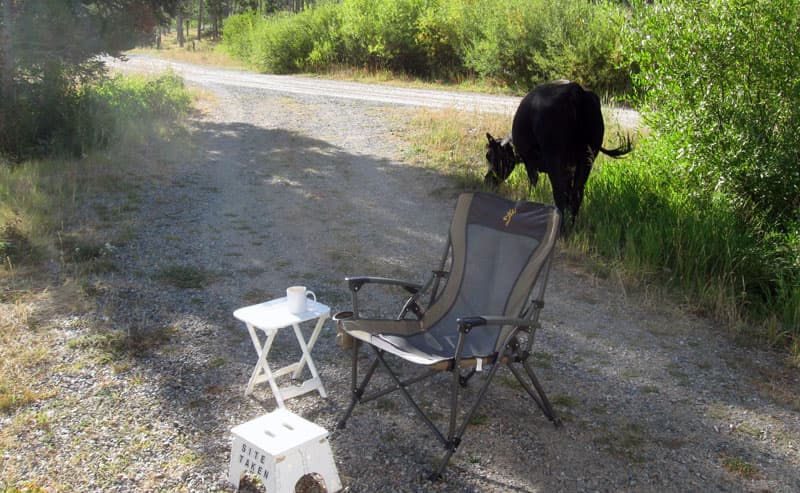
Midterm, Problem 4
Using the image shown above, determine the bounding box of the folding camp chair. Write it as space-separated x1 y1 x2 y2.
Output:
334 191 562 479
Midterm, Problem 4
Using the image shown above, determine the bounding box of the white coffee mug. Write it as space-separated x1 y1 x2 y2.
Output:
286 286 316 314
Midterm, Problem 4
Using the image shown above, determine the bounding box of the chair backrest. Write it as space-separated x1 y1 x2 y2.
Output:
422 192 560 356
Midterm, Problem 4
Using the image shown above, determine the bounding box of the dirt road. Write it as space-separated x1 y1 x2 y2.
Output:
105 54 641 129
3 57 797 492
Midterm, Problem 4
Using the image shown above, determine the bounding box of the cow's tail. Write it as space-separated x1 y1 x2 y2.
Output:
599 136 633 158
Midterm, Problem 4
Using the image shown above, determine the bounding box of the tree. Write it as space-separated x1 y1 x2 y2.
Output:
0 0 179 159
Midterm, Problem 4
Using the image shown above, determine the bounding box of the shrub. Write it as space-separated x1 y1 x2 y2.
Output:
629 0 800 231
624 0 800 343
580 130 800 347
0 70 191 161
414 1 472 79
337 0 428 73
462 0 630 93
221 0 631 94
221 9 261 61
248 1 341 73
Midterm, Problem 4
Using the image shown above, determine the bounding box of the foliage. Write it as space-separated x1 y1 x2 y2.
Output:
220 8 261 61
461 0 630 93
221 0 632 93
0 0 179 160
0 69 190 160
578 139 777 323
579 137 799 348
622 0 800 342
243 1 342 73
628 0 800 231
337 0 428 73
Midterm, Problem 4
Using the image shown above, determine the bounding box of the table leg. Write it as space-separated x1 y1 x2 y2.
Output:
245 326 286 407
291 315 327 380
291 321 328 398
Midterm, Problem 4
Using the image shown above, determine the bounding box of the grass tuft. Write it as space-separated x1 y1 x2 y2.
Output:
721 456 760 479
155 265 210 289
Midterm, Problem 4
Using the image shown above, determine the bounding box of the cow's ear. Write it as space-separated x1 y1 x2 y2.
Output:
486 132 496 144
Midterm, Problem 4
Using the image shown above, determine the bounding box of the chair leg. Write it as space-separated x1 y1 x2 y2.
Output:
522 359 562 427
508 360 561 426
432 356 509 480
458 368 477 387
372 347 448 446
337 341 379 430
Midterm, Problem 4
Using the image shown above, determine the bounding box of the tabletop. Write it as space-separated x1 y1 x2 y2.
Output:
233 297 331 331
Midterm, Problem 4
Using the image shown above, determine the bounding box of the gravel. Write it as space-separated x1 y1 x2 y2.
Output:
2 59 799 492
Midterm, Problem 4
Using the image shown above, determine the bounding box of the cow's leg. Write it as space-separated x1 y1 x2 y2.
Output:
522 160 539 188
570 150 596 219
549 170 571 223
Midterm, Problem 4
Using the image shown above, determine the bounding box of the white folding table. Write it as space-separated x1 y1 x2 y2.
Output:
233 297 330 408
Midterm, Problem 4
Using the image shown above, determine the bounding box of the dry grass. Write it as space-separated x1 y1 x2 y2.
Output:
401 107 506 189
127 31 248 70
0 96 193 425
0 296 57 414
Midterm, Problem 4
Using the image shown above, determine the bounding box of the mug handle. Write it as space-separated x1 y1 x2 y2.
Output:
306 290 316 303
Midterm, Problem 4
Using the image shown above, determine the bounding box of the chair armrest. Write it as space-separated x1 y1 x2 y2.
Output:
346 276 422 294
456 316 536 332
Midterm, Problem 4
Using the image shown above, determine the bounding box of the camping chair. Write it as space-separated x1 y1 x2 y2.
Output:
334 191 562 479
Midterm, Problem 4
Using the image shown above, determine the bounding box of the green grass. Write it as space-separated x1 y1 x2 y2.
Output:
468 413 490 425
550 394 580 409
0 481 47 493
67 326 175 364
721 456 760 479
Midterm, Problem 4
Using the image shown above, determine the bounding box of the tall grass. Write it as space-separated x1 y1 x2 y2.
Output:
578 140 777 320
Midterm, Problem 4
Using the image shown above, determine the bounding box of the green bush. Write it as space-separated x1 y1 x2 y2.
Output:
622 0 800 341
629 0 800 231
462 0 629 93
247 1 341 73
221 9 261 61
338 0 428 73
414 1 472 78
81 72 191 149
0 70 190 161
578 126 800 347
221 0 632 93
583 139 772 302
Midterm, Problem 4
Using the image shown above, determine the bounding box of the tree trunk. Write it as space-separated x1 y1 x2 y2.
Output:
197 0 203 41
177 10 184 47
0 0 15 142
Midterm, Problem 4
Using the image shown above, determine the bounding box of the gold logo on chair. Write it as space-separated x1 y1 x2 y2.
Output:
502 207 517 227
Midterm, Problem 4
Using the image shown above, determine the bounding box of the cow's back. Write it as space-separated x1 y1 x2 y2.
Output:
512 81 585 173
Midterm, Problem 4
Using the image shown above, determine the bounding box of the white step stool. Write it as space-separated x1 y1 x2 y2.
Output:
229 409 342 492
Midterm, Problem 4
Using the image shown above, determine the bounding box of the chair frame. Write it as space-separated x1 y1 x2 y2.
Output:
335 194 562 480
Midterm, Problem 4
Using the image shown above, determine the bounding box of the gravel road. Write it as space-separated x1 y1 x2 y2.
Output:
2 57 798 492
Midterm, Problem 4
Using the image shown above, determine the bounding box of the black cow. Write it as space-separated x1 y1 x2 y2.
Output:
485 80 631 223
